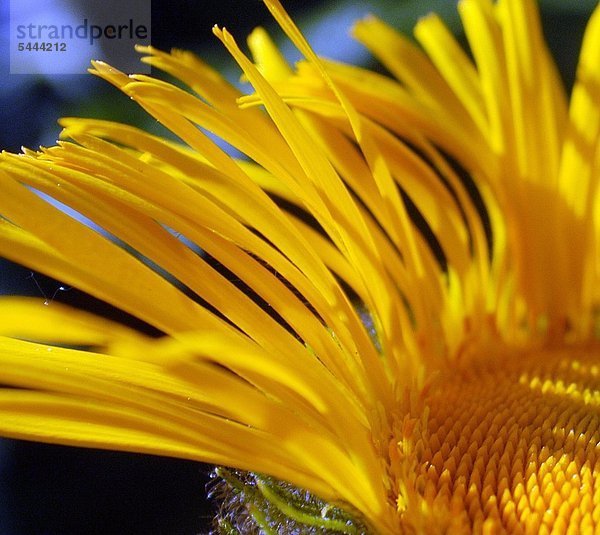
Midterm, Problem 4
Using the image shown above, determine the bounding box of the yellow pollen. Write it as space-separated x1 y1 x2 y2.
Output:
403 349 600 534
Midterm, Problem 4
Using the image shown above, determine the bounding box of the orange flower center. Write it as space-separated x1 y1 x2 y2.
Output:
405 348 600 534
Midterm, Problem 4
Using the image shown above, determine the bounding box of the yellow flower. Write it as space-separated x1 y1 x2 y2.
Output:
1 0 600 532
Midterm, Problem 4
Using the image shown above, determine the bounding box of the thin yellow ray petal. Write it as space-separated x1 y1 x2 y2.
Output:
289 111 415 279
0 296 145 347
90 61 335 229
352 16 478 140
214 25 396 403
250 90 475 268
459 0 511 157
57 118 355 315
559 4 600 216
0 388 333 500
559 2 600 329
247 26 293 83
239 90 492 347
124 77 311 184
27 139 380 403
255 0 494 361
288 217 368 300
0 166 228 335
97 91 380 349
247 91 472 286
247 2 425 294
57 120 346 311
497 0 566 182
48 151 375 408
292 110 406 251
0 334 381 504
360 120 471 274
213 28 378 259
230 3 441 397
135 45 254 116
246 150 435 369
414 12 487 135
7 161 349 388
11 134 386 410
0 334 259 426
0 218 100 302
240 65 495 185
148 333 374 446
289 111 453 364
0 347 297 459
0 334 338 447
2 333 390 527
0 391 208 459
256 3 429 294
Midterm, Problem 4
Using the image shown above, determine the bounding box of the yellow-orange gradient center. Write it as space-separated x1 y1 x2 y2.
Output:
406 349 600 534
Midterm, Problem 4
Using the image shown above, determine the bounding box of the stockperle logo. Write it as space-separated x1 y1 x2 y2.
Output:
10 0 151 75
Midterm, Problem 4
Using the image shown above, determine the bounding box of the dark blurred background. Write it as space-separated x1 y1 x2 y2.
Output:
0 0 596 533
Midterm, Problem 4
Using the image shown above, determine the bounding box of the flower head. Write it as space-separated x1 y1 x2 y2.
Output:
1 0 600 532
